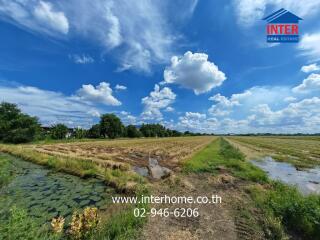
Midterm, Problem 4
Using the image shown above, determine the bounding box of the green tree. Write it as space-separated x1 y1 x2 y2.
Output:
100 114 124 139
50 124 69 139
0 102 40 143
87 124 101 138
73 127 87 139
126 125 141 138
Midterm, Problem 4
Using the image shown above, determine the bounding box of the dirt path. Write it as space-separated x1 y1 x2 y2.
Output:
141 172 265 240
225 138 266 160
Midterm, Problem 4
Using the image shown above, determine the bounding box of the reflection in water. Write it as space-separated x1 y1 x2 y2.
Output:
252 156 320 195
0 155 115 223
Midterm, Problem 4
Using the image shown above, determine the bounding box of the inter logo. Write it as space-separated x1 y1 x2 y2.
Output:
263 8 302 43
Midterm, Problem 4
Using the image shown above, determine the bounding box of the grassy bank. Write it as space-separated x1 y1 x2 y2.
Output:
0 154 11 187
183 138 267 183
249 182 320 240
0 144 144 193
184 137 320 239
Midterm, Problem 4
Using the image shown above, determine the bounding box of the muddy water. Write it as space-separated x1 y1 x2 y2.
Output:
252 156 320 195
0 154 116 223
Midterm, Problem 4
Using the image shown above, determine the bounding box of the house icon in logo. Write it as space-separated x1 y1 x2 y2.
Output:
263 8 302 43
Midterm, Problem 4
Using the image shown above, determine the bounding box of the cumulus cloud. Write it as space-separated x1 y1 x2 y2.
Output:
115 84 127 91
298 33 320 60
292 73 320 93
249 97 320 128
0 0 69 35
76 82 121 106
234 0 320 27
164 51 226 95
141 84 176 120
208 91 252 116
301 63 320 73
0 84 101 128
119 111 137 125
69 54 94 64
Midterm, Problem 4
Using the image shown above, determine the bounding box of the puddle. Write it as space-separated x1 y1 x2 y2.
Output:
0 154 116 223
133 158 172 179
252 156 320 195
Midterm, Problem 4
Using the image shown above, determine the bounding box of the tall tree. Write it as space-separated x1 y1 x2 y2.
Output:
0 102 40 143
87 124 101 138
126 125 141 138
100 114 124 139
51 124 69 140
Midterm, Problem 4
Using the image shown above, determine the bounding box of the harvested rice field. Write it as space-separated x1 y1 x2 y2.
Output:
227 136 320 168
30 136 215 170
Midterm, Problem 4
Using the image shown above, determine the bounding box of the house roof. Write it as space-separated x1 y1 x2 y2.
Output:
263 8 302 23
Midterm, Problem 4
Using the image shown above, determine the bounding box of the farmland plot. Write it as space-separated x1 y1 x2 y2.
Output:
31 136 214 170
227 136 320 168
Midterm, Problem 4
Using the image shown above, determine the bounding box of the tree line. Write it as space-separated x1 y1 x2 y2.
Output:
0 102 208 144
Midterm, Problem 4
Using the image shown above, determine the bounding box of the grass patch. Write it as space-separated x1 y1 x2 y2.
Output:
0 144 144 193
249 182 320 239
0 207 59 240
0 154 11 187
183 138 268 183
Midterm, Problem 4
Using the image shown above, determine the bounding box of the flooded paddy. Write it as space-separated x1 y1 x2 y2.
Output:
0 154 116 223
252 156 320 195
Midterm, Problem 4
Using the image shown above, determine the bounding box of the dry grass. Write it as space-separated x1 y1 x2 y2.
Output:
30 136 215 170
228 136 320 168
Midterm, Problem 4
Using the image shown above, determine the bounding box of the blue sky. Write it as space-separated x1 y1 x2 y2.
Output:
0 0 320 133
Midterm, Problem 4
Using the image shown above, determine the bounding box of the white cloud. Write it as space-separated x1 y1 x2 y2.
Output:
115 84 127 91
69 54 94 64
164 51 226 95
292 73 320 93
164 106 174 112
0 84 101 128
119 111 137 125
234 0 320 27
141 84 176 120
301 63 320 73
0 0 69 35
76 82 121 106
208 91 252 116
0 0 198 72
298 33 320 60
249 97 320 128
34 1 69 34
284 96 297 102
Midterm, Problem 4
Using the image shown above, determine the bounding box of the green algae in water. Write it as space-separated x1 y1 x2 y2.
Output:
0 154 116 224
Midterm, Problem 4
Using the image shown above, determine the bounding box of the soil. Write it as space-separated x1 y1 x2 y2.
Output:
140 172 266 240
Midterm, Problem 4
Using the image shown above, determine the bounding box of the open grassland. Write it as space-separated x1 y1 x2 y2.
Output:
227 136 320 168
30 136 214 169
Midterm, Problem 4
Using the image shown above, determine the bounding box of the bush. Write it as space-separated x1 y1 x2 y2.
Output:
250 182 320 239
0 102 40 143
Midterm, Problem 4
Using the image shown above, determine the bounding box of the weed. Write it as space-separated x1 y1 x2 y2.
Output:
250 182 320 239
